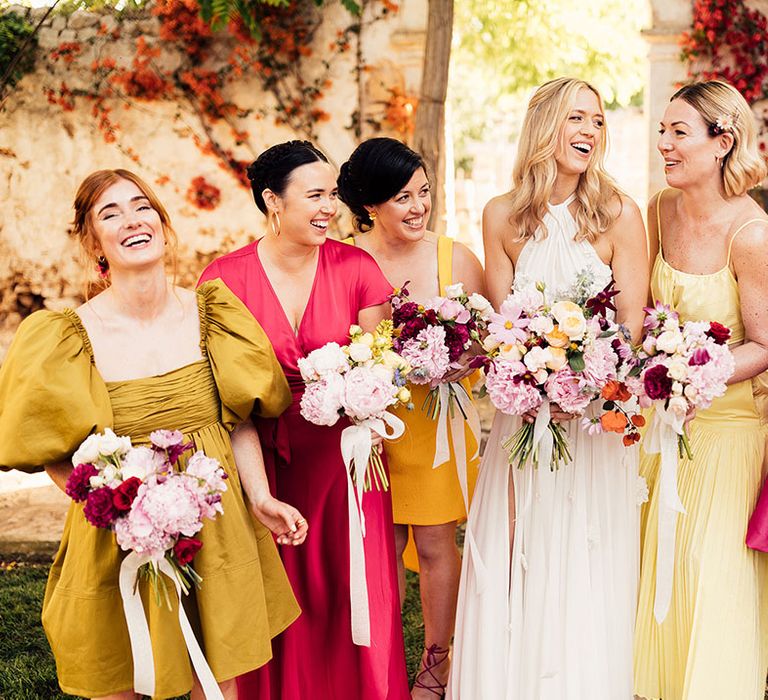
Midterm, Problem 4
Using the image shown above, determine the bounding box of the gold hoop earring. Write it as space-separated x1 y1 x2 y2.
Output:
270 211 281 237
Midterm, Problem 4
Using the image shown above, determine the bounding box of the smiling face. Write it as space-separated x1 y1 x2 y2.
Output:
370 167 431 241
267 160 338 246
657 98 729 188
91 178 166 272
554 87 604 177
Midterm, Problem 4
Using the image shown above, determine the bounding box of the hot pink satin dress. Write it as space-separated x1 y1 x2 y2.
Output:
198 237 410 700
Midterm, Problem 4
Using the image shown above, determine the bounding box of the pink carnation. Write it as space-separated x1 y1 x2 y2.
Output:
544 369 593 414
400 326 452 384
341 366 397 421
485 361 543 416
300 373 345 426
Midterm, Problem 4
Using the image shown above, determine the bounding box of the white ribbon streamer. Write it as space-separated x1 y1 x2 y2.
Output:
340 412 405 646
118 552 224 699
644 407 688 623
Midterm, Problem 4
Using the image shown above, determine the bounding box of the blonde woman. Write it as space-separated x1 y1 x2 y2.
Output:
448 78 648 699
634 81 768 700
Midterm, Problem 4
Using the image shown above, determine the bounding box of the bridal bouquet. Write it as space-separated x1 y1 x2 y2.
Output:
474 275 643 470
390 281 492 417
637 302 735 459
299 321 411 491
66 428 228 604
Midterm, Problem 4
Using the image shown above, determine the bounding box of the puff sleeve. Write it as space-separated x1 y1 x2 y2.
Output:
0 310 112 472
199 279 292 428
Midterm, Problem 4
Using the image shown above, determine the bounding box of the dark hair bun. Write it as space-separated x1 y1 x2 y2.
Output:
247 140 328 214
337 137 426 233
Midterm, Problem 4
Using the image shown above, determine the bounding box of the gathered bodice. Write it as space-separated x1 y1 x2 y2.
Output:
106 360 221 441
514 195 613 299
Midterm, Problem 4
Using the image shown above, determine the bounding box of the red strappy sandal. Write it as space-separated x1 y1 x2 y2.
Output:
412 643 450 698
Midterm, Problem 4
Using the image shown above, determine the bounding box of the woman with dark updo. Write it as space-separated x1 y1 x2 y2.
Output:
198 141 410 700
337 137 484 699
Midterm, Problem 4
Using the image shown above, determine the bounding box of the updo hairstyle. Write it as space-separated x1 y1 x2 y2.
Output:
246 140 329 214
337 137 426 232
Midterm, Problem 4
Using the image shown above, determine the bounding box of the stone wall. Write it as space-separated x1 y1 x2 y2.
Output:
0 1 427 358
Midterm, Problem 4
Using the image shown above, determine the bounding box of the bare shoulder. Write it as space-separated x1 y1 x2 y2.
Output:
482 194 513 234
453 240 482 267
605 193 645 243
731 217 768 261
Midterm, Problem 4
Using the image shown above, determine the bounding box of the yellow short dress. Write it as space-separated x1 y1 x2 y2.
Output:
633 195 768 700
0 280 300 699
345 235 480 526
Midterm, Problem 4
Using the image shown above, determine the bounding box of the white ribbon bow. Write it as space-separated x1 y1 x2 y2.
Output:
119 552 224 699
340 412 405 646
644 407 688 623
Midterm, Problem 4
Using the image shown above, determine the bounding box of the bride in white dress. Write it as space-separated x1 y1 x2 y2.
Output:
448 78 649 700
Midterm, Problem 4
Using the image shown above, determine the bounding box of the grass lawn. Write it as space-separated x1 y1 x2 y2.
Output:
0 548 426 700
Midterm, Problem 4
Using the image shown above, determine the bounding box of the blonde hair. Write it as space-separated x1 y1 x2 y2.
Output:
508 77 622 243
72 169 178 288
671 80 767 197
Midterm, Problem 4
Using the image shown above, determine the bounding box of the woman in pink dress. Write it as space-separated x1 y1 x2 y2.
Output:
198 140 410 700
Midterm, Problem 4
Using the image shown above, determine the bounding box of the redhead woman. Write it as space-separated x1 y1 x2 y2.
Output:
448 78 649 700
0 169 306 699
634 80 768 700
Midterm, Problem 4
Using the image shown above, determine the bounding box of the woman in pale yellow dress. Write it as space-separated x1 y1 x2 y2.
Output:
634 81 768 700
0 169 307 699
337 138 484 698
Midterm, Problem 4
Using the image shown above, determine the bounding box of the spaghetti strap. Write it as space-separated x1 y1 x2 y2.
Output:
655 188 669 247
726 218 767 265
437 235 453 295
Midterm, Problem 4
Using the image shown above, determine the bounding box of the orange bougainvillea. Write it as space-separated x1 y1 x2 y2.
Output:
186 176 222 210
382 86 417 136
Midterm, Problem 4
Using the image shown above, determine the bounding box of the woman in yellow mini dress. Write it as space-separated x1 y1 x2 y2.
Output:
0 169 307 700
634 82 768 700
337 138 484 698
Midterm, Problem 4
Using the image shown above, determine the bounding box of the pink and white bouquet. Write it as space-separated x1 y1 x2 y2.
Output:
65 428 227 604
390 281 492 417
299 321 411 491
474 276 643 469
637 302 735 459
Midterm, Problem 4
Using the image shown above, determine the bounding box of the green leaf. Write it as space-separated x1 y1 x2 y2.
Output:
340 0 361 15
568 352 585 372
602 400 615 411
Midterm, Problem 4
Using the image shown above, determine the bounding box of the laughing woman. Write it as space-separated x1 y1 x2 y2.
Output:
634 80 768 700
448 78 649 700
337 137 484 699
0 169 305 700
199 141 410 700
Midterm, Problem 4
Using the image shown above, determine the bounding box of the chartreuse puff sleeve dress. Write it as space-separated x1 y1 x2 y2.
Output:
0 279 300 699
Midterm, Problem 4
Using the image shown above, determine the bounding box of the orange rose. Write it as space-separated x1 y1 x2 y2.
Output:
600 410 628 434
601 380 631 402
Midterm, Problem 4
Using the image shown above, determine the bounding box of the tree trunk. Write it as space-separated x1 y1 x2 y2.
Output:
412 0 453 235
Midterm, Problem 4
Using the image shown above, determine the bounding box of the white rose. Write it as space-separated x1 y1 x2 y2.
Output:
667 395 688 418
307 342 349 376
672 381 684 396
662 317 680 332
528 315 555 336
72 433 101 466
667 358 689 382
524 346 552 372
656 330 684 355
550 300 582 323
97 428 131 457
684 384 698 401
560 313 587 340
445 283 464 299
467 293 493 319
348 342 373 363
482 334 502 352
498 343 523 362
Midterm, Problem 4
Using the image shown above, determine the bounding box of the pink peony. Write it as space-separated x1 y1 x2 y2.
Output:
582 337 618 386
485 361 543 416
544 369 593 414
134 478 204 538
341 366 397 421
300 373 345 426
399 326 452 384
